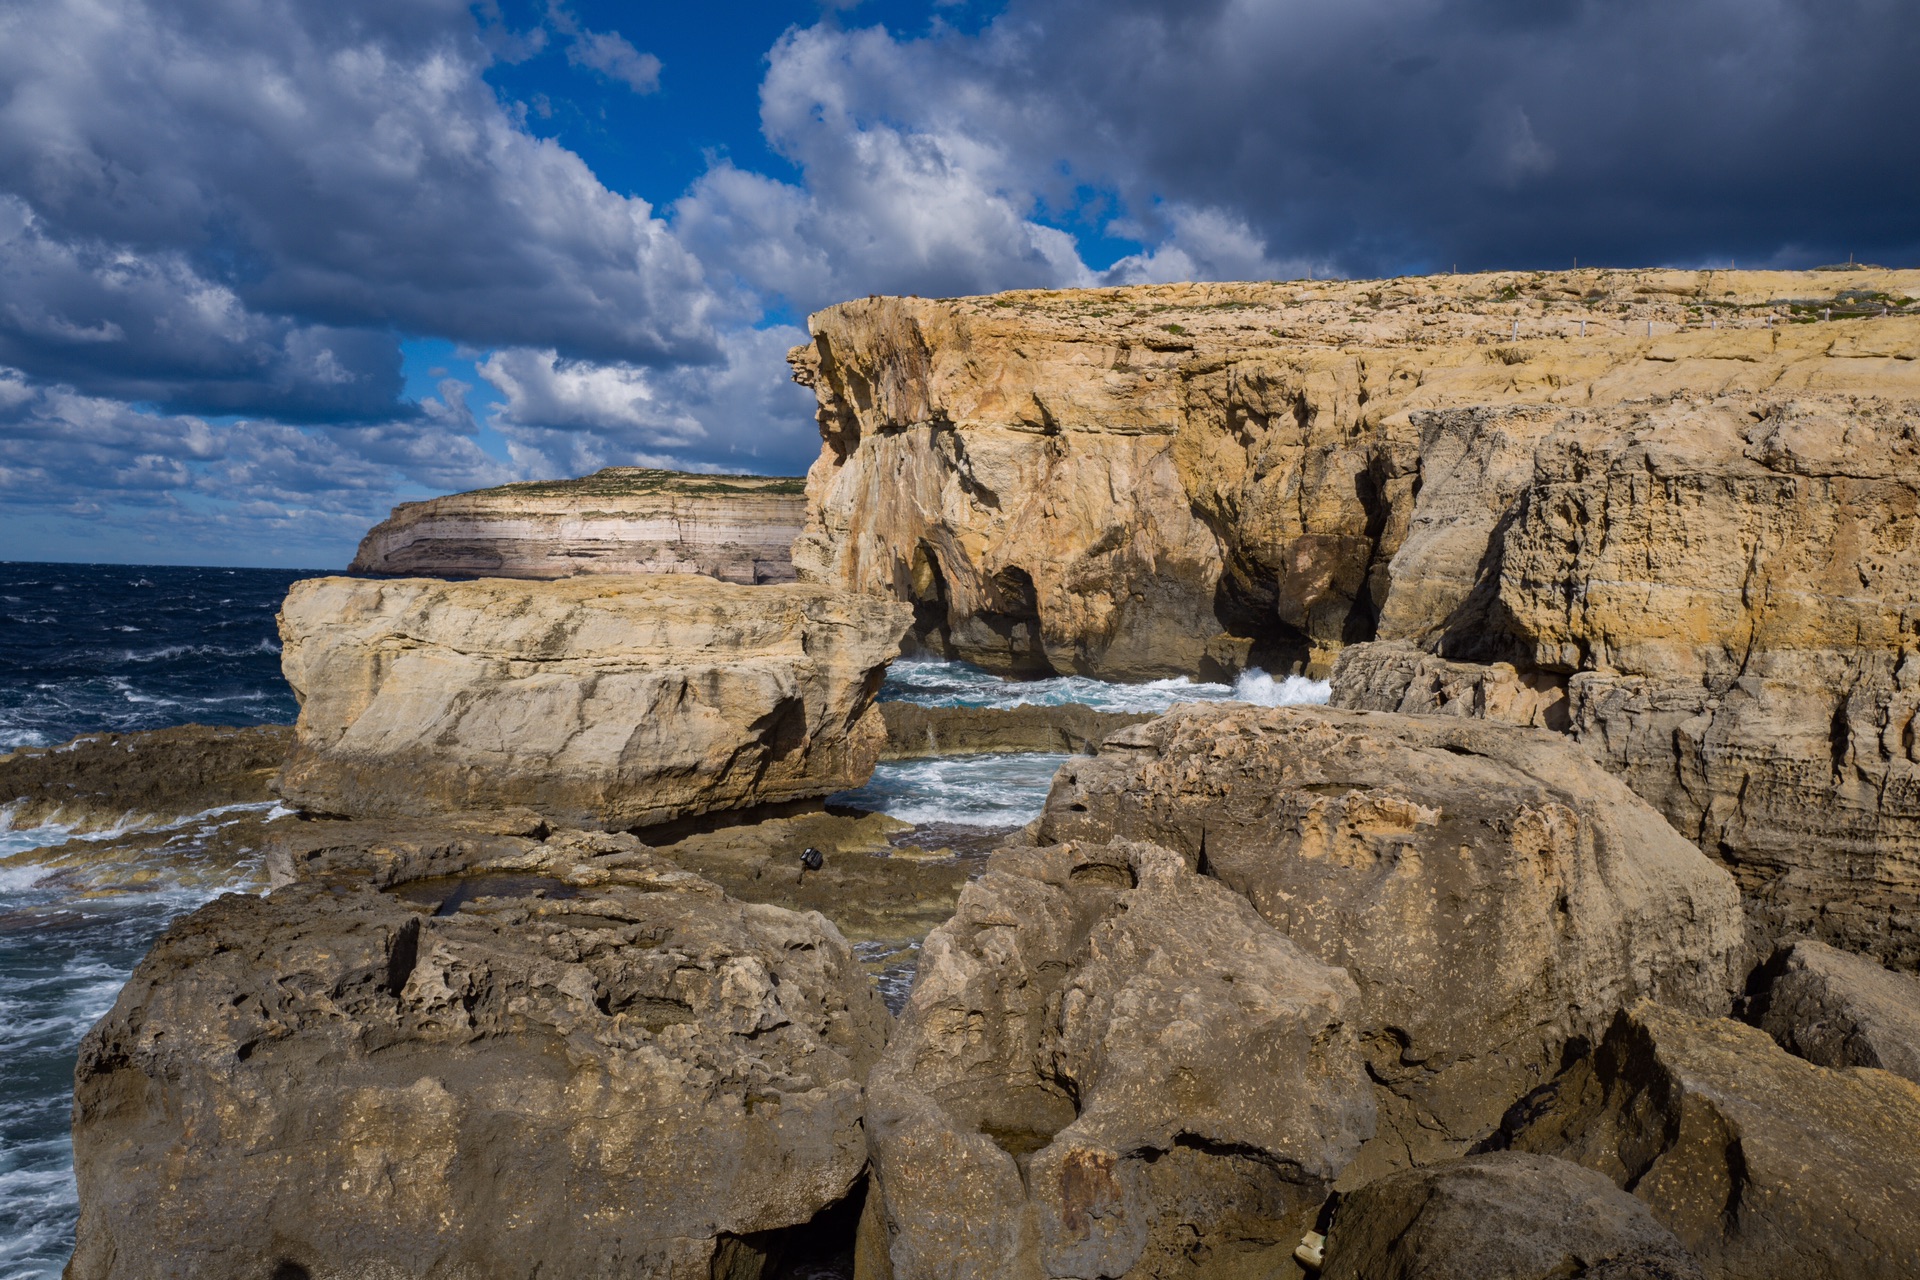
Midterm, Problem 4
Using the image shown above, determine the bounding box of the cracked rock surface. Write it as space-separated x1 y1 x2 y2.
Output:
68 830 889 1280
1503 1002 1920 1280
273 574 910 830
1035 703 1746 1179
864 837 1373 1280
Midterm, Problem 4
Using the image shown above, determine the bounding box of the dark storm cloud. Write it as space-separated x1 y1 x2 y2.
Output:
997 0 1920 270
748 0 1920 278
0 0 716 420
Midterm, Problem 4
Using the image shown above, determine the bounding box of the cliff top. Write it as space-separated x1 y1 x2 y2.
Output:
451 467 806 502
800 267 1920 352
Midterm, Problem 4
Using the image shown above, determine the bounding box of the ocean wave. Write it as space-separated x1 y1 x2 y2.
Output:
831 752 1069 827
881 659 1330 714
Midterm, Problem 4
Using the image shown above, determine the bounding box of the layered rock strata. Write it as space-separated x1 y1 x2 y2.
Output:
792 270 1920 681
1329 396 1920 963
1504 1002 1920 1280
69 829 889 1280
865 837 1375 1280
1034 703 1745 1175
351 467 806 583
273 574 910 829
792 273 1920 965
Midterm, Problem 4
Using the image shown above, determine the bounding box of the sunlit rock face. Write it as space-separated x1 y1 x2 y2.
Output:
274 574 910 830
351 467 807 584
790 269 1920 684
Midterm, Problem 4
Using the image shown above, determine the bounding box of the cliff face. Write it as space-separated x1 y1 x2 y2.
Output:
792 269 1920 963
350 467 807 583
790 270 1920 680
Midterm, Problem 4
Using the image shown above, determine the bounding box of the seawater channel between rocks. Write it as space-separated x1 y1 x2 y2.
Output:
0 642 1327 1280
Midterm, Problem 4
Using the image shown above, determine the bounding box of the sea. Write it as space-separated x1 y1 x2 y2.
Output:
0 560 1329 1279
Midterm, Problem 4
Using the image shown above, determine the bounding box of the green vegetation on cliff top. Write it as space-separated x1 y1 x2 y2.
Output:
466 467 807 501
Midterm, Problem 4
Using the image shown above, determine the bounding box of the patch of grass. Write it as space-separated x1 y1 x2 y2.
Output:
1162 323 1187 335
474 468 808 501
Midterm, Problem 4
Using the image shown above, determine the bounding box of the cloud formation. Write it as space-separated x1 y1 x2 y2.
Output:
0 0 714 421
2 0 1915 566
759 0 1920 278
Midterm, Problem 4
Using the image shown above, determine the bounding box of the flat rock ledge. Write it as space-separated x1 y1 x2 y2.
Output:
274 574 911 830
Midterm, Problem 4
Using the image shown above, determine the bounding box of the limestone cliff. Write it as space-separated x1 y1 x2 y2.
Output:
791 269 1919 680
792 269 1920 965
351 467 806 583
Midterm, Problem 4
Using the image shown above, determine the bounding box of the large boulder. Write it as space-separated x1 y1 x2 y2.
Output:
864 838 1375 1280
1503 1002 1920 1280
69 832 889 1280
1744 938 1920 1083
273 574 910 829
1322 1153 1702 1280
1036 704 1746 1174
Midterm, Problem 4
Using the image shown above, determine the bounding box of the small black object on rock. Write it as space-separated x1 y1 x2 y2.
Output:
800 847 824 872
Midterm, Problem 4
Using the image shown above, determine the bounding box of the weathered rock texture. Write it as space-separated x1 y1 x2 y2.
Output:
1504 1002 1920 1280
793 270 1920 681
0 723 291 833
351 467 806 584
1036 704 1745 1176
794 271 1920 964
70 830 889 1280
1330 393 1920 964
878 700 1150 759
865 837 1375 1280
1322 1153 1702 1280
1744 939 1920 1083
273 574 910 829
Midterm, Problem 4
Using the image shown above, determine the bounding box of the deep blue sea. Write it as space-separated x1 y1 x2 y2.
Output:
0 563 1329 1278
0 562 314 1279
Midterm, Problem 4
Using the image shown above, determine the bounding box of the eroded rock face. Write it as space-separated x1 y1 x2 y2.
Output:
1036 704 1745 1175
274 574 910 829
791 271 1920 682
795 275 1920 963
1332 396 1920 966
69 831 889 1280
1503 1002 1920 1280
1322 1153 1702 1280
1744 939 1920 1083
350 467 806 584
866 838 1374 1280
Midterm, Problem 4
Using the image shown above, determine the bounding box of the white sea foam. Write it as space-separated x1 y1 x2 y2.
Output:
1230 670 1332 707
881 658 1330 714
831 753 1071 827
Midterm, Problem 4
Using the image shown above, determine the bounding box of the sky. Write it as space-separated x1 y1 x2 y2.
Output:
0 0 1915 568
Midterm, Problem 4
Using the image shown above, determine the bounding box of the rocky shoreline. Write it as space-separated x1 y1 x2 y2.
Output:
6 269 1919 1280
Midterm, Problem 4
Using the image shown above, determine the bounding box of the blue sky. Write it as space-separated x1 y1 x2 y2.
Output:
0 0 1915 568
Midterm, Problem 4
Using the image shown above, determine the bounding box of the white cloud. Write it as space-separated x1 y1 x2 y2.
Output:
0 0 720 419
567 31 662 94
479 325 820 479
674 25 1096 311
